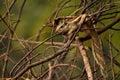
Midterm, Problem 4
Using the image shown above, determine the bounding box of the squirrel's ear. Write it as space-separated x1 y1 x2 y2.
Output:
54 18 61 26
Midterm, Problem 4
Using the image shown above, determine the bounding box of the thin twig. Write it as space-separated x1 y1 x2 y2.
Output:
109 33 115 80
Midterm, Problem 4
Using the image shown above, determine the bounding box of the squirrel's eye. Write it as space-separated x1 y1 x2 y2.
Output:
61 25 64 28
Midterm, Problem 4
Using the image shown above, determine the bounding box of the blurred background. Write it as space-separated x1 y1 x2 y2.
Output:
0 0 120 79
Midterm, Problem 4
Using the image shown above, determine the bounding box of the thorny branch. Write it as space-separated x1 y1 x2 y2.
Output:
76 36 93 80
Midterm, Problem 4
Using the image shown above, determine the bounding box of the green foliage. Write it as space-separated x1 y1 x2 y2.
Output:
0 0 120 79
